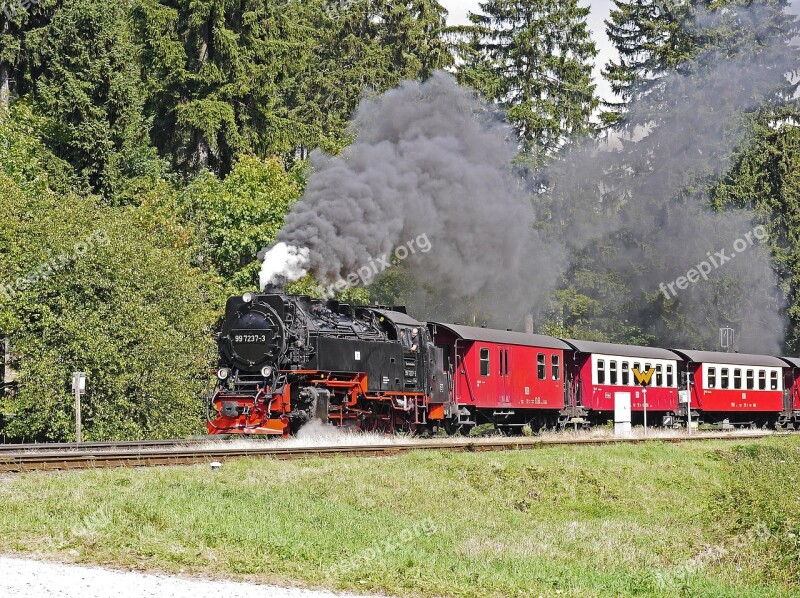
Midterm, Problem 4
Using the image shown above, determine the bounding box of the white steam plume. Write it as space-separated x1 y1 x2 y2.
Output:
258 242 310 290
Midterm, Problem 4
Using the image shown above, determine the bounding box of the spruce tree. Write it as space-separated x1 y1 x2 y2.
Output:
21 0 149 195
133 0 318 175
0 0 56 109
601 0 695 127
299 0 452 158
456 0 599 165
134 0 452 175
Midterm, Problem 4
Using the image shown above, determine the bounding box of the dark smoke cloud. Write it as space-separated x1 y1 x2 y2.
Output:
542 6 797 353
260 5 797 350
261 72 563 327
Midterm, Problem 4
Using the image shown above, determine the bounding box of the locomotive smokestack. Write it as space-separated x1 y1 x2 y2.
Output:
262 283 285 295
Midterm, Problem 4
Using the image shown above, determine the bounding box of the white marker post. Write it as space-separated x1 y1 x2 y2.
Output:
614 391 632 437
679 388 692 436
71 372 86 444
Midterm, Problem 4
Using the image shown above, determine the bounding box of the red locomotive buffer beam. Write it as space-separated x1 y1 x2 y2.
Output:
207 384 292 437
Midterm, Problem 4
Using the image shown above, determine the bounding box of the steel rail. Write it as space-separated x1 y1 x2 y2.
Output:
0 438 211 452
0 432 775 473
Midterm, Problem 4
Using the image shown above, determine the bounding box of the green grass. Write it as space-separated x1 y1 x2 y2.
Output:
1 437 799 597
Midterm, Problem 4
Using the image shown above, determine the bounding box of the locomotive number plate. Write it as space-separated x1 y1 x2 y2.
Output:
234 332 269 344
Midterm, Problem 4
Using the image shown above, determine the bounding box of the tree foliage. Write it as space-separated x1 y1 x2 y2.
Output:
19 0 151 196
455 0 599 166
1 0 800 439
179 155 304 290
0 110 216 441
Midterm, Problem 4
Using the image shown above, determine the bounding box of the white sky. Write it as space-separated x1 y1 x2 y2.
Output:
440 0 800 103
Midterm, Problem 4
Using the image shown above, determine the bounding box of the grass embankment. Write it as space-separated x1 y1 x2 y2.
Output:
1 437 799 597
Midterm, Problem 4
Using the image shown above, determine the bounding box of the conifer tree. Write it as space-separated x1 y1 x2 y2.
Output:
0 0 56 109
456 0 599 165
21 0 149 195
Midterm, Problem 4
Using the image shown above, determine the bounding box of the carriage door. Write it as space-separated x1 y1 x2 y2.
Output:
499 346 511 404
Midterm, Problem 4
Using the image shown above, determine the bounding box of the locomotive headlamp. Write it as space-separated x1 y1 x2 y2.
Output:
242 291 256 304
261 366 273 378
217 368 230 380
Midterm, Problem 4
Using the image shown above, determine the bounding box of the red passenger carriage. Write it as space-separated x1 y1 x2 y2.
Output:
429 323 568 433
561 340 681 426
778 357 800 429
673 350 785 427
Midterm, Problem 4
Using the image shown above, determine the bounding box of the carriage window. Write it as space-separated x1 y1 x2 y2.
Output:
707 367 716 389
666 365 674 387
597 359 605 384
746 369 754 390
655 364 663 386
610 361 618 385
771 370 779 390
633 363 641 381
479 348 490 377
734 368 742 390
721 368 729 389
759 370 767 390
551 355 560 381
537 353 546 380
622 362 630 385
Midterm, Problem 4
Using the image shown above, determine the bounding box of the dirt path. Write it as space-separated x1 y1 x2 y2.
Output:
0 555 381 598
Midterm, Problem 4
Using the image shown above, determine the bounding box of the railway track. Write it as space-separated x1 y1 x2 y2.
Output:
0 432 775 473
0 438 209 452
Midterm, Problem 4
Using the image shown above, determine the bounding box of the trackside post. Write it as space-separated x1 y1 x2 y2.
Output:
72 372 86 444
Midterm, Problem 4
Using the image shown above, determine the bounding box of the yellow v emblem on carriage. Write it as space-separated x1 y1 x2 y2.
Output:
632 367 655 386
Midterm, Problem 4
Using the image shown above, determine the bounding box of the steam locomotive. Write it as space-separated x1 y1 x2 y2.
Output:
208 290 800 436
209 290 456 436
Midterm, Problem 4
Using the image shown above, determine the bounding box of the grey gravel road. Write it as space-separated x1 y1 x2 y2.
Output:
0 556 381 598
